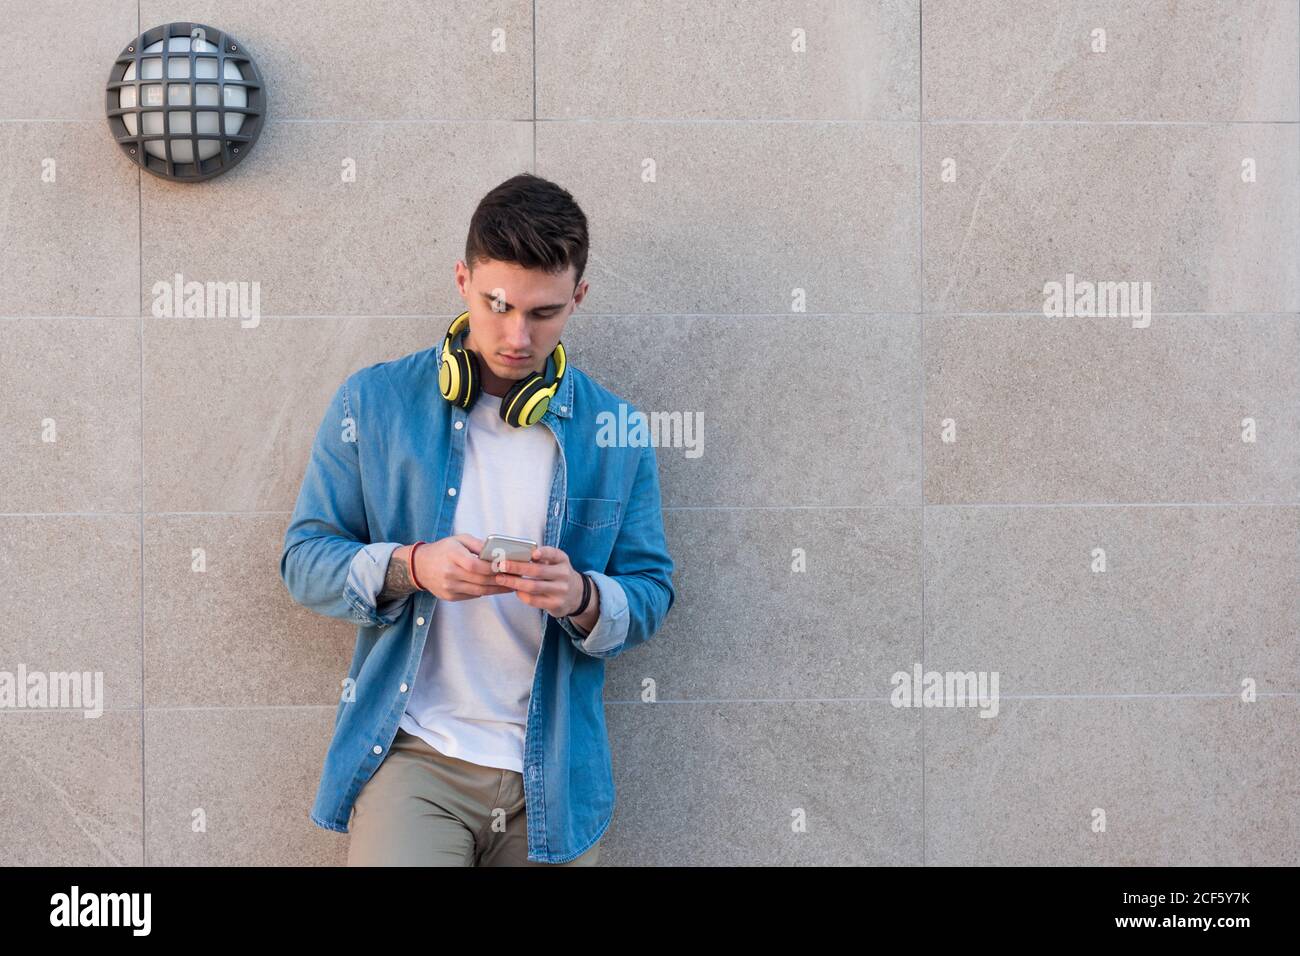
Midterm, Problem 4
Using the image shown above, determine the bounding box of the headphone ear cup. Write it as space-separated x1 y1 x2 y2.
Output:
498 373 536 427
438 351 459 402
459 348 482 408
501 374 552 427
441 347 479 408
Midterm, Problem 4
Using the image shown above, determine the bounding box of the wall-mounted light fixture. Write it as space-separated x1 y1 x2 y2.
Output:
106 22 266 182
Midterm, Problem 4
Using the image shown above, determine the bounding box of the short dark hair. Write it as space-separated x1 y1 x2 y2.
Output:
464 173 589 286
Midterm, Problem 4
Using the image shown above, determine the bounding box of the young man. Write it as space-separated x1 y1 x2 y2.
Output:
279 173 676 866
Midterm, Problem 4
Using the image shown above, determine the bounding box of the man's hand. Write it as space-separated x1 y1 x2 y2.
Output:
493 546 600 632
407 534 515 602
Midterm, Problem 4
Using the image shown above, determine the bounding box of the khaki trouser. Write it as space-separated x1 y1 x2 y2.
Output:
345 727 602 866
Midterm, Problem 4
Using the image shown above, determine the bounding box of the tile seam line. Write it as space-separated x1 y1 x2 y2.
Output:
5 118 1299 126
918 0 926 869
531 0 536 170
135 0 145 871
4 502 1300 517
7 312 1298 320
7 691 1297 715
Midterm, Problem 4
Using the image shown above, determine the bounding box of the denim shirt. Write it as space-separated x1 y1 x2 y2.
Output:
279 346 676 863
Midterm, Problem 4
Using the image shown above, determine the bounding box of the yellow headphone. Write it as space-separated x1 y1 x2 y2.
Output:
438 310 567 428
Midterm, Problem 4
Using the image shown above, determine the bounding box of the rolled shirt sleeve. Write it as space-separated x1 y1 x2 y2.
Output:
345 541 411 625
558 570 629 656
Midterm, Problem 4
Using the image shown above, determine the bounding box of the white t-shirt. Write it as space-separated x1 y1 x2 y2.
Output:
398 390 558 772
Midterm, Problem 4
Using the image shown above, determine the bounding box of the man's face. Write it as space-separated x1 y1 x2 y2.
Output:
454 257 589 385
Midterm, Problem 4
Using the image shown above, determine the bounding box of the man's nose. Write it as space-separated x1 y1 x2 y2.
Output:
504 316 531 350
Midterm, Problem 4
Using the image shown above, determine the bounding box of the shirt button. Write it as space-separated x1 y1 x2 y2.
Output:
454 421 463 429
553 502 560 516
448 488 456 496
372 745 382 755
416 617 425 626
560 405 567 413
400 682 409 693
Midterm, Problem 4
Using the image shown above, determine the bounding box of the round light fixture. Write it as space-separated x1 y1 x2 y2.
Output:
106 22 266 182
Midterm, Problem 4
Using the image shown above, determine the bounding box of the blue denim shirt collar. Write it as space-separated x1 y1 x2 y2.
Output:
546 362 574 419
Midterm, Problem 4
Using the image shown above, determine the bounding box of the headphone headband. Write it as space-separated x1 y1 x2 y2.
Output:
442 310 471 360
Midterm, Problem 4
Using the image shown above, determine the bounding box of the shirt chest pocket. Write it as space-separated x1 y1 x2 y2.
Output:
562 496 622 566
565 496 622 530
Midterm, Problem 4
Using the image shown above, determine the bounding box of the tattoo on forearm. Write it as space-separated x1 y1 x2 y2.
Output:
379 548 418 602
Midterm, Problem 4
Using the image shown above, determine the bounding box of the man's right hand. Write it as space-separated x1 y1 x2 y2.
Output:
408 534 514 601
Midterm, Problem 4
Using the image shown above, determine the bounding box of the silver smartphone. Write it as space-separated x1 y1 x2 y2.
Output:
478 534 538 567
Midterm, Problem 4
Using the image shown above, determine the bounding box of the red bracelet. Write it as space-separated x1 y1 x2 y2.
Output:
408 541 426 591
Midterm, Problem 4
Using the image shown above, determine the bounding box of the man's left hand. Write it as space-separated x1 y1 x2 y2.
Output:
493 546 588 619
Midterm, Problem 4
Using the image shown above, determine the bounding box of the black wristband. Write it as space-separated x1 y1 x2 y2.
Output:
570 572 592 618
